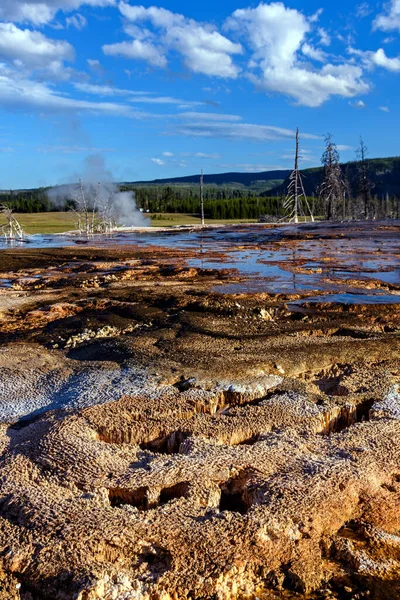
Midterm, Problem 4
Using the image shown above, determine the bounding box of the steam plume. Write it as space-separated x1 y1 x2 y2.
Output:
47 155 149 228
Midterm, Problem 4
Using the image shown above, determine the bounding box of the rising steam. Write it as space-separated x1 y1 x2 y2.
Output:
48 155 149 228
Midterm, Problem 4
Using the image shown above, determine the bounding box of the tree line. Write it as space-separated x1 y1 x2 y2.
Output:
317 135 400 220
1 144 400 220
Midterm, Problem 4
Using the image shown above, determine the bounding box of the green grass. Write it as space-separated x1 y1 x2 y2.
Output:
10 212 77 234
149 213 257 227
3 212 258 234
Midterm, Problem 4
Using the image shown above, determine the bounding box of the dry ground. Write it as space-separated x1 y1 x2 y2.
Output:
0 223 398 600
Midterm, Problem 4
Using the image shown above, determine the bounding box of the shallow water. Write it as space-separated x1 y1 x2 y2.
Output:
0 221 399 302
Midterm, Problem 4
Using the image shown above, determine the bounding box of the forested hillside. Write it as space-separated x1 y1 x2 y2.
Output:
1 156 400 219
267 157 400 199
130 169 290 191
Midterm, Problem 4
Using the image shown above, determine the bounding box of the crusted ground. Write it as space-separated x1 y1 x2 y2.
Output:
0 222 399 600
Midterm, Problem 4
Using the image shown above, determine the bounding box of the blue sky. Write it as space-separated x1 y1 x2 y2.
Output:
0 0 399 188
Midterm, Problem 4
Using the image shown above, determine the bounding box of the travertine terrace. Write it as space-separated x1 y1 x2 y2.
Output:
0 221 399 600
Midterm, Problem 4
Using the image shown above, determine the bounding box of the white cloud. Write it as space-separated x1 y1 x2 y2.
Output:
350 46 400 73
379 105 390 112
0 23 74 68
87 58 104 75
301 43 328 62
281 149 316 163
309 8 323 23
103 39 167 68
356 2 372 18
169 119 320 142
73 82 201 106
370 48 400 71
74 82 131 96
318 27 331 46
225 2 369 107
151 157 165 165
336 144 355 151
226 3 310 69
373 0 400 32
179 112 242 121
349 99 366 108
66 13 87 29
162 151 174 157
107 3 242 78
181 152 221 159
0 64 146 117
217 162 286 172
0 0 115 25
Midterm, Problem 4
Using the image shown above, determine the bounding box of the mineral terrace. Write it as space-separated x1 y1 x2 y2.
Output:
0 221 399 600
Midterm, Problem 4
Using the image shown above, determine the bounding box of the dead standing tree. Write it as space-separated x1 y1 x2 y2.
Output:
0 204 24 240
200 170 205 226
318 134 345 220
70 180 116 235
356 137 373 220
284 128 314 222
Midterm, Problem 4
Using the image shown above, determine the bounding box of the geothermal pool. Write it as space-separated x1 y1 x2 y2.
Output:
1 220 399 302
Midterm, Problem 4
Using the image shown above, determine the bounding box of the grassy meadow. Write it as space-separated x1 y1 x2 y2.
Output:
4 212 258 235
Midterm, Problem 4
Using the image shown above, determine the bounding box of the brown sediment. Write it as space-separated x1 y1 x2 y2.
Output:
0 222 399 600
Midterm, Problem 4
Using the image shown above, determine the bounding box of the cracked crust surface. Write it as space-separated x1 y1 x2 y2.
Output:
0 222 399 600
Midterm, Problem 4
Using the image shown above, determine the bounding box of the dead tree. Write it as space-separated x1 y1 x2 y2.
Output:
0 205 24 240
96 193 116 233
200 170 205 226
356 137 373 220
284 128 314 222
70 180 116 235
318 134 345 220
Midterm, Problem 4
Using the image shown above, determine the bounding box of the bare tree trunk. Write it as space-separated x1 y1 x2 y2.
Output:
200 170 205 226
284 128 314 223
0 205 24 240
293 129 299 223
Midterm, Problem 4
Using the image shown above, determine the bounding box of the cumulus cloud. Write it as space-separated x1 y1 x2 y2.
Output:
151 157 165 165
0 22 74 68
351 46 400 72
105 3 242 78
370 48 400 71
373 0 400 32
0 0 115 25
225 2 369 106
379 105 390 112
162 151 174 157
103 39 167 68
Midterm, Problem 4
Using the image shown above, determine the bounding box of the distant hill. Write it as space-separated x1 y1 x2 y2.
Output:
127 169 291 192
128 157 400 198
263 156 400 199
